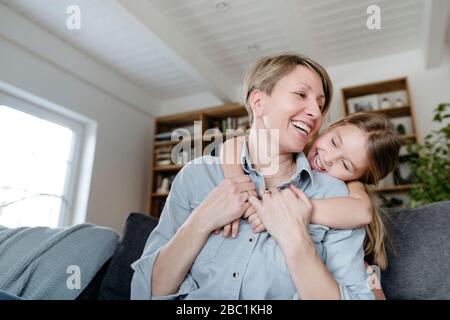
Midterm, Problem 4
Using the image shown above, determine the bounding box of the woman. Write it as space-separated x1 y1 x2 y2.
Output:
131 54 374 300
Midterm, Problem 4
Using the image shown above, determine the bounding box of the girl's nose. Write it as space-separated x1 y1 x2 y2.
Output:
322 152 335 166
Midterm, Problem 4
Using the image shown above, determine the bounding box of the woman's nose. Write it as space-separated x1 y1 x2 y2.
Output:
305 100 321 119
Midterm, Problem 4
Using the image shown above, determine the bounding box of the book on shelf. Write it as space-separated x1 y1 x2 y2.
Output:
156 149 172 156
156 159 172 166
155 131 173 141
155 173 177 194
156 153 172 160
156 125 196 141
210 116 250 133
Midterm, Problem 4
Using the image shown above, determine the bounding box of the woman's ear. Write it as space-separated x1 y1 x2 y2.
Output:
248 89 265 119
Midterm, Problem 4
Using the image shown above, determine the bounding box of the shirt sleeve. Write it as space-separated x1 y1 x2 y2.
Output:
130 164 199 300
323 227 375 300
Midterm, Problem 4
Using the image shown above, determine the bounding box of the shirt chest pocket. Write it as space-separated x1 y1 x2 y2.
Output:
189 199 225 263
194 234 225 264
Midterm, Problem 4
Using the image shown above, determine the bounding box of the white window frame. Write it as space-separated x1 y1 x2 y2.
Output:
0 81 97 227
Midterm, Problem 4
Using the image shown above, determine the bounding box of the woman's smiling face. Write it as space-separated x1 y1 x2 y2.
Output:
254 65 326 154
307 124 370 181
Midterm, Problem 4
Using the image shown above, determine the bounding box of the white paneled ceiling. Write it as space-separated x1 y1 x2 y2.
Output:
1 0 203 99
293 0 424 65
3 0 447 105
149 0 292 83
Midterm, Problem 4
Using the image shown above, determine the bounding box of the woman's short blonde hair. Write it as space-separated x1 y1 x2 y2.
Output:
243 54 333 123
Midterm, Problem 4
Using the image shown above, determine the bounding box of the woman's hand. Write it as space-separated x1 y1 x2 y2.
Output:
192 175 256 234
248 185 313 248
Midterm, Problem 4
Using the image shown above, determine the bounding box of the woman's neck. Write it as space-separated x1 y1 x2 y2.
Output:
248 130 297 189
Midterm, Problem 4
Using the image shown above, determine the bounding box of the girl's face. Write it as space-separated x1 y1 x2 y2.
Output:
253 65 325 153
307 124 370 181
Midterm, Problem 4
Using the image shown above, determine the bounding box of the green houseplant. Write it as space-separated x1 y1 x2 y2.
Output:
407 103 450 207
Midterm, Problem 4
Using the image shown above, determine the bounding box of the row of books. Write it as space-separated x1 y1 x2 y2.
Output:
210 116 249 133
155 116 249 141
155 145 196 166
155 145 172 166
155 124 195 141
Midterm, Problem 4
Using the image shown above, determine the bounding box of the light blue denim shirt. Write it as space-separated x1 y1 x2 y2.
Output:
131 143 374 300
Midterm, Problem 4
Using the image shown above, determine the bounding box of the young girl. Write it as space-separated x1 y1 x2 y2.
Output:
219 112 400 298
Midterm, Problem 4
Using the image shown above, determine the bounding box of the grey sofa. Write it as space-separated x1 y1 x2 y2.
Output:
381 201 450 299
76 200 450 300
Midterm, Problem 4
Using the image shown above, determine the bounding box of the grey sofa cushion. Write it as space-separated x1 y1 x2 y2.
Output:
97 213 159 300
381 201 450 299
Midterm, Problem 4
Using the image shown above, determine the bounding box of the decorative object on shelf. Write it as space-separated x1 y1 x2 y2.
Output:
393 162 413 185
380 97 392 109
399 145 409 156
406 103 450 207
396 124 406 135
394 98 405 108
378 172 394 188
390 116 413 136
347 94 379 113
379 194 404 208
156 178 170 194
378 90 408 109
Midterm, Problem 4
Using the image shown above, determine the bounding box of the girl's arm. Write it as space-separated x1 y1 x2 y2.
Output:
220 135 247 177
220 137 372 230
310 181 373 229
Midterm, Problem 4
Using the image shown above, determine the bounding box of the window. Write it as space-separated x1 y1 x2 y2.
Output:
0 84 95 228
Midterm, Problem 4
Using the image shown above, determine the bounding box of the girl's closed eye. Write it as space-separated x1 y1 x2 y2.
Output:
332 138 337 147
295 91 307 98
342 160 350 171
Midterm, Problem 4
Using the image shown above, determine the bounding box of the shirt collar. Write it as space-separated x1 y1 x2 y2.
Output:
240 139 315 186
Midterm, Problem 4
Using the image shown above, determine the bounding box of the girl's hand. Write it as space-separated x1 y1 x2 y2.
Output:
248 185 313 248
246 211 266 233
214 190 258 237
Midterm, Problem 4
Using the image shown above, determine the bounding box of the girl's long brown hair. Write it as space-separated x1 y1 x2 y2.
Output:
330 112 401 270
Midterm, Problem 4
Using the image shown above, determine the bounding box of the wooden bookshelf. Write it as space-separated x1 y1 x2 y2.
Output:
371 106 411 117
148 103 249 218
369 184 414 193
153 164 184 172
399 134 417 142
341 77 418 208
151 192 170 197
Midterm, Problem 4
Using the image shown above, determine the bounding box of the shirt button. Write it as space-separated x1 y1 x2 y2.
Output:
249 238 253 242
233 272 239 278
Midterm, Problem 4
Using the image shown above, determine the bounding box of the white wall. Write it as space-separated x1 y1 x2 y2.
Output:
326 49 450 141
157 91 224 116
0 34 154 233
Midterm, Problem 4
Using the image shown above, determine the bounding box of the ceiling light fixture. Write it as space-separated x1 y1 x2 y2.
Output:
215 0 230 12
247 44 260 55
